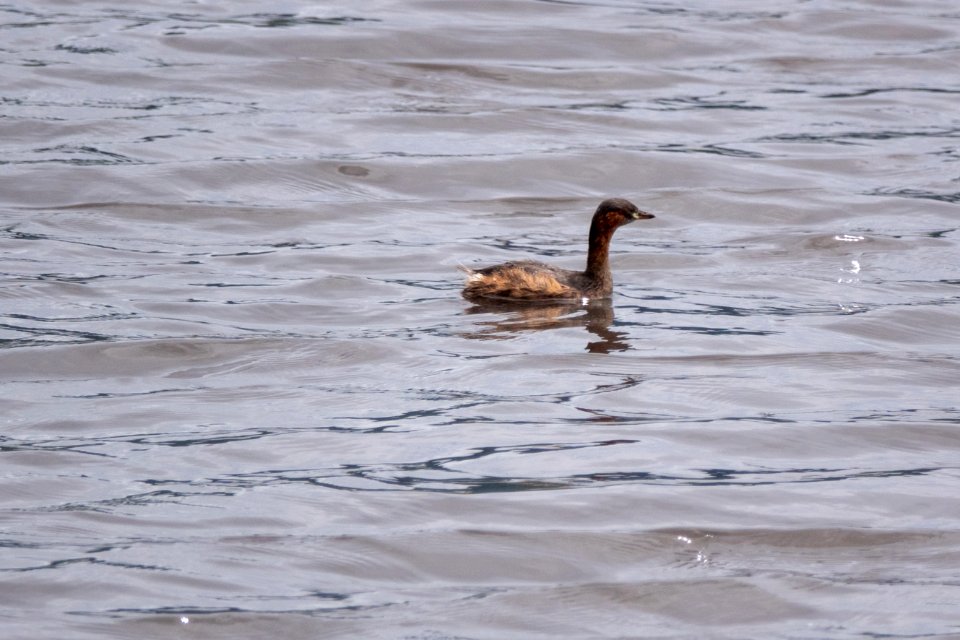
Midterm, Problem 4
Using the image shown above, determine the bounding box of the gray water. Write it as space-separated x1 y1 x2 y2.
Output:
2 1 960 638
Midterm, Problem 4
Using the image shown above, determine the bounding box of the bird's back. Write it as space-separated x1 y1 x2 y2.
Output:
460 260 583 301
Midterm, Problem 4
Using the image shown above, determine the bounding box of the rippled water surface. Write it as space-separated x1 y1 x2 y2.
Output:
3 1 960 638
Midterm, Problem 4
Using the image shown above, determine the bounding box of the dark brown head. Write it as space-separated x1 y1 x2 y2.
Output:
585 198 655 280
595 197 655 224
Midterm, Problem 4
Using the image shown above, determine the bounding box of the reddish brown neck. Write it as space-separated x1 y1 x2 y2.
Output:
584 211 625 283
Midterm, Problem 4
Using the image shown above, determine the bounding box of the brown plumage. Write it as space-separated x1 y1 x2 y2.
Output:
460 198 655 302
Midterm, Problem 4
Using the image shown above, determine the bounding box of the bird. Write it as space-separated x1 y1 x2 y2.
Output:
460 198 654 302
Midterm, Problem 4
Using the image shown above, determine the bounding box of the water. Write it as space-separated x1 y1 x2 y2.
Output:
2 1 960 638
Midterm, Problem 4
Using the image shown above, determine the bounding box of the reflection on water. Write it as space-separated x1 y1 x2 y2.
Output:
463 298 630 353
2 1 960 638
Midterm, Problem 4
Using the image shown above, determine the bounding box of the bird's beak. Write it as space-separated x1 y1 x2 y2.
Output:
632 211 655 220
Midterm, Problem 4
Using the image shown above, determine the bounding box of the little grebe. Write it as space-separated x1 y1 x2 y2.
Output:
461 198 655 302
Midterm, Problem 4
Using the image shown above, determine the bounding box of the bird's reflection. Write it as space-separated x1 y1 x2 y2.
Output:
462 298 630 353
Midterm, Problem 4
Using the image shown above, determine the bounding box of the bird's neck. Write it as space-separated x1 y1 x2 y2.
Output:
584 212 620 285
